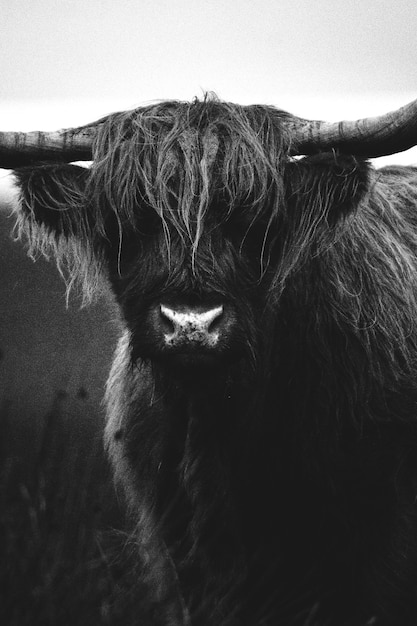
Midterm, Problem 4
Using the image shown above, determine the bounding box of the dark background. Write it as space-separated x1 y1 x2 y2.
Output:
0 212 140 625
0 211 118 428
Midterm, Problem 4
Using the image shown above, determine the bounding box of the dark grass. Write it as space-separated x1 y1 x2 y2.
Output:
0 390 155 626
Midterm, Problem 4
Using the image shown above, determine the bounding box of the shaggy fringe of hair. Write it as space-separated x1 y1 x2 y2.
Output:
88 93 294 256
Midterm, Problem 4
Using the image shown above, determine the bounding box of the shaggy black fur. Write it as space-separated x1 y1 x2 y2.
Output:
12 96 417 625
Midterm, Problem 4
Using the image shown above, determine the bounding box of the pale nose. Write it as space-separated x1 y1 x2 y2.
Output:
160 304 224 347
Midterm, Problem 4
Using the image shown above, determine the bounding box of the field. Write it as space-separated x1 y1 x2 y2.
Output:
0 393 128 626
0 212 148 625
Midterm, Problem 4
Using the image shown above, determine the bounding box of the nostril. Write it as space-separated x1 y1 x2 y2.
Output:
160 305 176 334
207 305 224 334
160 304 175 333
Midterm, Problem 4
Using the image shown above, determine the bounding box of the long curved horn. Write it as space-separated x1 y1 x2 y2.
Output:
0 122 102 168
2 97 417 167
288 97 417 158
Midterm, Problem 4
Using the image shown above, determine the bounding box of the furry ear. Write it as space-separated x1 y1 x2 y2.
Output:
13 163 103 302
14 163 90 237
285 152 371 224
269 154 372 295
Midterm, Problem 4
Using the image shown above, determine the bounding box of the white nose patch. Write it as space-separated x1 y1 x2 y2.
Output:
160 305 223 347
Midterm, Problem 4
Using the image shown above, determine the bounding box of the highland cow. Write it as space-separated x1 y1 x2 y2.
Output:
2 95 417 625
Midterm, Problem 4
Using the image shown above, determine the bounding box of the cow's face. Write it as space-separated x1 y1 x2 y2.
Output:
101 158 370 374
105 197 279 371
14 149 370 375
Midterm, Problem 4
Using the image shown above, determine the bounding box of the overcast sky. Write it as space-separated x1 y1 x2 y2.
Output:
0 0 416 170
